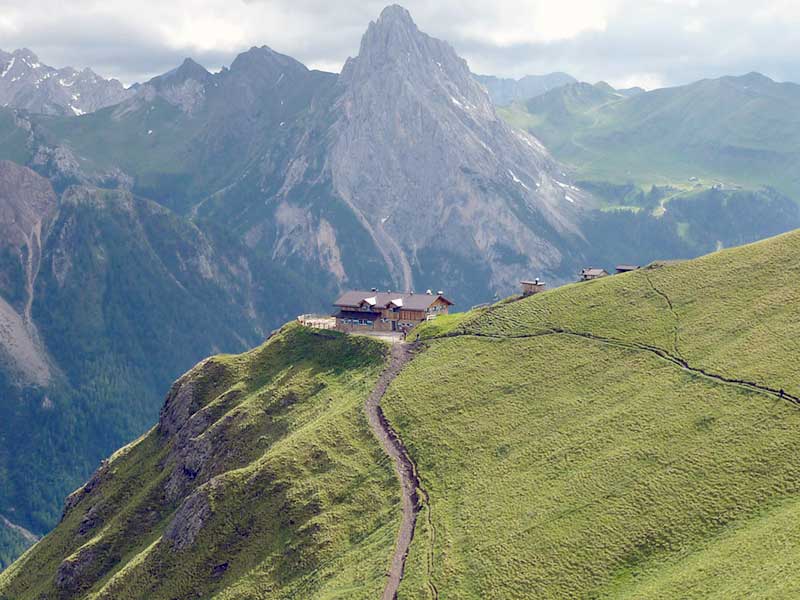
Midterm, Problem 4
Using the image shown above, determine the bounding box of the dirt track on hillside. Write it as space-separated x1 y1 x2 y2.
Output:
365 342 427 600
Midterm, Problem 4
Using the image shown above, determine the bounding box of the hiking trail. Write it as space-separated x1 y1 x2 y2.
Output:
434 329 799 407
365 342 435 600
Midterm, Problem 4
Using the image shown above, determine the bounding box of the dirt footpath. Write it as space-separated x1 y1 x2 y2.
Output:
365 342 421 600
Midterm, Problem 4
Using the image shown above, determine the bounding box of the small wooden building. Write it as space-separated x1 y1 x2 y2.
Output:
579 268 609 281
615 264 640 274
333 290 454 333
521 278 546 296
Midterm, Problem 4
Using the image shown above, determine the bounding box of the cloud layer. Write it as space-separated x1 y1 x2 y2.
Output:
1 0 799 89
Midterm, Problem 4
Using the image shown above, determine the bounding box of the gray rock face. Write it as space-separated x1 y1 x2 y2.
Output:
0 160 57 262
0 161 57 386
163 489 212 552
0 8 593 306
475 72 577 106
55 545 99 592
325 5 589 293
132 58 213 115
0 48 133 115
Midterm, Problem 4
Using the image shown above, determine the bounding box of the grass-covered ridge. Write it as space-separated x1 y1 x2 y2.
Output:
4 230 800 598
384 229 800 598
0 324 399 599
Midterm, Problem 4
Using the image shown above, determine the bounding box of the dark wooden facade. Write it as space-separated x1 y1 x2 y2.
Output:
333 291 453 333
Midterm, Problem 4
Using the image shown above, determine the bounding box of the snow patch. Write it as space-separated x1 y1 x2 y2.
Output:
514 131 543 152
450 95 479 113
565 195 575 204
508 169 530 191
1 57 15 78
58 77 75 87
276 72 284 85
147 129 153 135
555 181 582 193
70 105 85 116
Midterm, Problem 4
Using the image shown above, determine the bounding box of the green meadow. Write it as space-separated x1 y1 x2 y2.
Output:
3 230 800 598
0 326 399 599
388 229 800 598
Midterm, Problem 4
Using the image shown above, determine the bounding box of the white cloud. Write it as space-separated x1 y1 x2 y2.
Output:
683 18 705 33
442 0 621 45
0 15 17 33
608 73 666 90
0 0 798 88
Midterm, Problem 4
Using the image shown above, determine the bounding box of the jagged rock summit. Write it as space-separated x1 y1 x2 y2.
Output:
0 6 592 303
0 48 132 115
326 4 589 293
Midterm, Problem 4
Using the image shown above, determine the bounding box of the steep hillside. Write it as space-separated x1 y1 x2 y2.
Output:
4 229 800 597
0 162 319 566
502 74 800 197
0 326 398 599
0 520 36 571
581 185 800 268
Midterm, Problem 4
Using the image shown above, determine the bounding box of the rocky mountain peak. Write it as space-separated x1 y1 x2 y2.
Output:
327 5 588 296
150 58 211 87
375 4 417 30
228 45 309 81
11 48 41 65
340 3 487 120
0 49 132 115
138 58 213 114
344 4 457 79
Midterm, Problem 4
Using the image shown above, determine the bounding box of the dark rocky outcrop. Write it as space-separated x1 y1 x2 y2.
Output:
54 545 99 593
62 459 111 519
163 489 212 552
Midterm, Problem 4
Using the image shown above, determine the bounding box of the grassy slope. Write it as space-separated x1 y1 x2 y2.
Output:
0 325 399 599
4 231 800 598
38 99 195 175
0 184 321 559
0 526 33 572
502 77 800 196
0 110 31 165
387 229 800 598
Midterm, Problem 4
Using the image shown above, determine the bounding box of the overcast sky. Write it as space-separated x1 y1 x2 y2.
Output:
1 0 798 89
